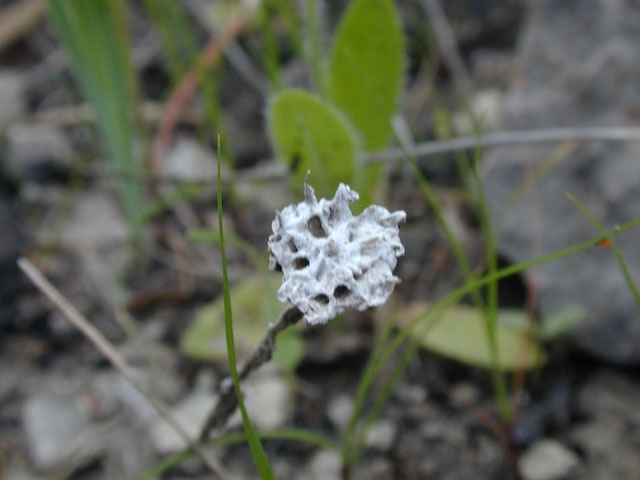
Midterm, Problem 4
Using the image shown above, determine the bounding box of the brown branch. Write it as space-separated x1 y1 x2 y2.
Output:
198 306 304 443
17 257 230 479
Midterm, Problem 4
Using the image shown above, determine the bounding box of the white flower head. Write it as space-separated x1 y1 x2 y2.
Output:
268 173 406 325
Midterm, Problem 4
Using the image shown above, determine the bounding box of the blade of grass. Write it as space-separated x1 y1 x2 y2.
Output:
47 0 145 230
138 428 339 480
470 134 510 421
566 193 640 306
215 137 274 479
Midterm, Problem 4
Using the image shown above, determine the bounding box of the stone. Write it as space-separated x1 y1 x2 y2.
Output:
518 439 579 480
5 124 72 181
482 0 640 363
22 395 90 471
150 392 215 454
162 138 219 182
238 369 292 431
326 394 354 430
364 419 396 451
0 72 26 128
568 370 640 479
302 450 342 480
268 176 406 325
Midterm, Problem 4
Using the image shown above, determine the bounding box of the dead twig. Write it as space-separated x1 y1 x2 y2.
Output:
17 257 230 479
198 306 303 442
362 126 640 165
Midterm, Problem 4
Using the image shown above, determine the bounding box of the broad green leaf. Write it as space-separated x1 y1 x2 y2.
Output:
328 0 404 153
267 89 359 199
180 273 283 363
395 303 545 371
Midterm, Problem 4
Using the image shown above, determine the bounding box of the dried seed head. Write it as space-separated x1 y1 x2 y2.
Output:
268 174 406 325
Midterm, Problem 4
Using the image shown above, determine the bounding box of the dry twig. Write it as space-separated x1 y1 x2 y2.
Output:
362 126 640 164
198 306 303 442
17 257 230 479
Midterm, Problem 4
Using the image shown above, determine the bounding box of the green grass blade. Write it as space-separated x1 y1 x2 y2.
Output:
566 193 640 307
470 138 510 421
137 428 339 480
47 0 145 230
216 138 274 479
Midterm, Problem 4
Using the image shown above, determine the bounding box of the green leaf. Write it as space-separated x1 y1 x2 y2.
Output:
328 0 404 153
396 303 545 371
47 0 145 230
267 88 359 200
541 305 583 340
273 329 305 371
180 273 283 362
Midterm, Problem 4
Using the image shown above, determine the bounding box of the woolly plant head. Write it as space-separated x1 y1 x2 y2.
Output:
268 173 406 325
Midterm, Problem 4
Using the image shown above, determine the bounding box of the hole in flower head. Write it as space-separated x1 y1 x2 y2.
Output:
289 239 298 252
313 294 329 305
294 257 309 269
308 215 327 238
274 262 282 272
333 285 350 299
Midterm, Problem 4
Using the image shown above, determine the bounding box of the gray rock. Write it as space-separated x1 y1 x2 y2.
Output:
568 370 640 479
483 0 640 363
302 450 342 480
22 395 90 471
518 439 579 480
163 139 218 182
327 394 354 430
150 392 215 454
230 367 292 431
364 419 396 451
5 124 72 180
0 72 26 128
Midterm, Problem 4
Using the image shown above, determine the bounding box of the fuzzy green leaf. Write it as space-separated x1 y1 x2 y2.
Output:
328 0 404 153
396 303 545 371
268 88 358 199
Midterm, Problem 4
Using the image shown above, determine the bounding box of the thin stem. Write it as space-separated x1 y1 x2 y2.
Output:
362 126 640 164
566 193 640 306
471 141 510 421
